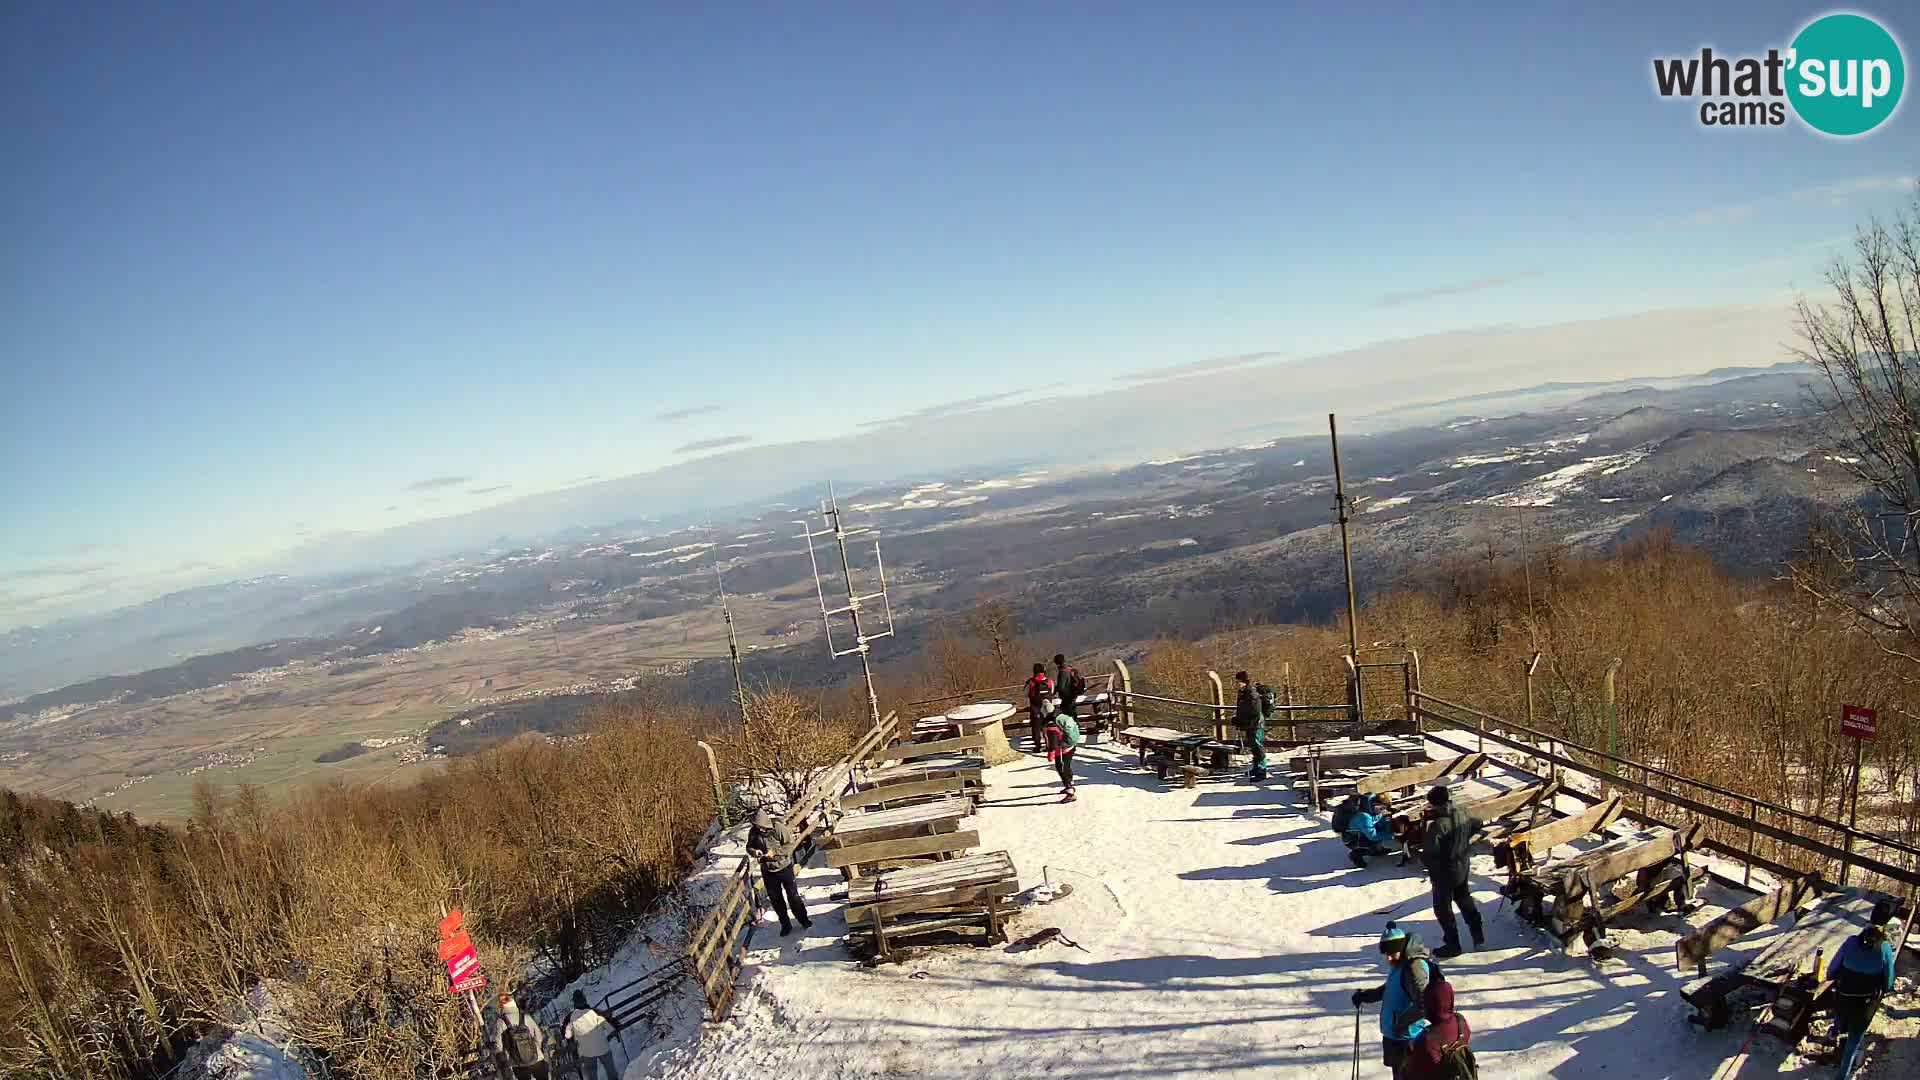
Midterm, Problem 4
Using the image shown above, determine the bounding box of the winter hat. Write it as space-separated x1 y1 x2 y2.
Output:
1428 785 1451 805
1378 921 1409 953
1871 899 1895 927
752 809 773 829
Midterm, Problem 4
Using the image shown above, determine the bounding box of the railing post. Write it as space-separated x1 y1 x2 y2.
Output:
696 740 729 829
1206 670 1227 742
1282 661 1297 741
1744 797 1759 888
1343 654 1362 729
1112 659 1134 730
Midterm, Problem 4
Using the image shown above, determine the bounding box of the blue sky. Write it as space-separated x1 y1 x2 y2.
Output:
2 2 1915 626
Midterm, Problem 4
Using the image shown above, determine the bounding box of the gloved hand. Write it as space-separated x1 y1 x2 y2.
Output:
1351 990 1366 1008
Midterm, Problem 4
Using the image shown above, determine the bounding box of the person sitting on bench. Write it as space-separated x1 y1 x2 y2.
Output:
1345 794 1400 868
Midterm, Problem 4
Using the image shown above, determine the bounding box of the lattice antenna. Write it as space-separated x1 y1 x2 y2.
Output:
708 520 750 727
794 483 894 727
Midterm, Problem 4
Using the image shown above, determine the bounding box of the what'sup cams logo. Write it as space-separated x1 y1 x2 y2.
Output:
1653 11 1905 136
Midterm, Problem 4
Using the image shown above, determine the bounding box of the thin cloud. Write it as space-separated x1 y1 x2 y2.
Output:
406 475 472 492
859 390 1028 428
673 435 753 454
2 561 113 583
469 484 513 495
170 560 215 573
656 404 722 422
1654 175 1916 230
1375 271 1543 308
1123 352 1288 383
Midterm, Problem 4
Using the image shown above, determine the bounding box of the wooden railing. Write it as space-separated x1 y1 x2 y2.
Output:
1411 690 1920 892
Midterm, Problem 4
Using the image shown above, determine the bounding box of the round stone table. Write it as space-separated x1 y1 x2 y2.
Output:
946 701 1022 766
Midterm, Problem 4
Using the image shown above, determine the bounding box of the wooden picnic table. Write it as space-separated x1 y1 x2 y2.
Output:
1512 823 1703 950
844 849 1019 960
1287 736 1428 809
1119 726 1239 782
947 702 1021 766
830 795 971 848
860 756 985 790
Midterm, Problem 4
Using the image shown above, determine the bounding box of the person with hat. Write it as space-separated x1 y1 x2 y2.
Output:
1025 663 1055 749
489 992 549 1080
1345 793 1400 868
1351 922 1437 1078
1826 899 1898 1078
1420 784 1485 959
562 989 618 1080
746 808 811 937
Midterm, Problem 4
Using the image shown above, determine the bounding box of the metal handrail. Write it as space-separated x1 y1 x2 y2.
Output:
1411 690 1920 861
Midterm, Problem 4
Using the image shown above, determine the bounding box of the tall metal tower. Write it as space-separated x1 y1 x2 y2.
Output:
796 485 896 728
711 551 751 728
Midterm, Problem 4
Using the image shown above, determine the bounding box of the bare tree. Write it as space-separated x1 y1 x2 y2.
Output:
1792 186 1920 673
963 599 1023 681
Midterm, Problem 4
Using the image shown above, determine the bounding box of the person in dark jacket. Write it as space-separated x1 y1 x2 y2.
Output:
746 809 811 937
1232 671 1269 781
1351 923 1435 1078
1827 899 1897 1079
1404 977 1473 1080
1345 794 1399 868
1025 663 1054 748
489 993 549 1080
1421 785 1485 958
1053 653 1085 718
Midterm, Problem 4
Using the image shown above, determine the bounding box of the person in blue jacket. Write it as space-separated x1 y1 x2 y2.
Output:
1827 899 1898 1079
1351 922 1436 1078
1345 794 1399 868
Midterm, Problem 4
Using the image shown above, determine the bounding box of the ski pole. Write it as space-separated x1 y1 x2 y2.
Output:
1352 1007 1362 1080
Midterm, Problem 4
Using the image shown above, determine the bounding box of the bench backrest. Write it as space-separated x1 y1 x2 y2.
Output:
839 774 969 811
825 829 982 870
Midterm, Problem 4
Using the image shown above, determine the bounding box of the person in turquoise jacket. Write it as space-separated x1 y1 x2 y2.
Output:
1827 900 1898 1079
1351 923 1435 1078
1345 794 1399 868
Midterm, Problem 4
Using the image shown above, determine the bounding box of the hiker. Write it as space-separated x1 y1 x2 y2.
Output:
747 808 812 937
1041 695 1083 802
1232 671 1273 781
1350 922 1437 1078
490 993 549 1080
1827 899 1897 1079
1345 794 1399 868
562 989 618 1080
1421 785 1486 959
1404 977 1476 1080
1025 663 1055 748
1053 653 1087 718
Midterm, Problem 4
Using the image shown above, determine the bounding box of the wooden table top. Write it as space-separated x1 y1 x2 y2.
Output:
846 850 1017 905
835 795 971 837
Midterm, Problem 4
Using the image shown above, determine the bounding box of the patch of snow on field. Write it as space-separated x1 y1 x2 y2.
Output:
624 745 1903 1080
943 495 988 508
1365 494 1414 513
1479 447 1653 507
1451 451 1523 468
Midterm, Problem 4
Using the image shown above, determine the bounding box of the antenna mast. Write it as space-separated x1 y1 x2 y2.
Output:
796 484 896 728
1329 413 1361 660
710 539 751 728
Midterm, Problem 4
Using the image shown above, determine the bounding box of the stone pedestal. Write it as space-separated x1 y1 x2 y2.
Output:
947 702 1022 766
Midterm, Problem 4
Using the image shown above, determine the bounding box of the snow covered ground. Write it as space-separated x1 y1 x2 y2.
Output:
621 742 1917 1080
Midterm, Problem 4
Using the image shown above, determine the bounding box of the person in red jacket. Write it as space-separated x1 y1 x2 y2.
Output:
1404 977 1474 1080
1024 663 1054 749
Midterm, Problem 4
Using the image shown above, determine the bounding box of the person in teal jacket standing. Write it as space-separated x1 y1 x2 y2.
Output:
1351 922 1436 1077
1827 900 1898 1079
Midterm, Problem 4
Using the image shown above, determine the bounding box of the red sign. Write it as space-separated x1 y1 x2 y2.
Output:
439 909 485 994
1841 705 1878 740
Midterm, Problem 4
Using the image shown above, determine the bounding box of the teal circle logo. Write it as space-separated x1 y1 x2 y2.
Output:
1787 13 1905 136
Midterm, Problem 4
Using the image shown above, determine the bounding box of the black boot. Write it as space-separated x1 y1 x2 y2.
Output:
1434 940 1464 959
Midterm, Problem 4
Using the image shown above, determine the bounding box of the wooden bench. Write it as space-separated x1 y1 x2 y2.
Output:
1508 821 1705 951
844 850 1019 962
839 774 972 813
1679 882 1908 1038
826 829 982 880
1391 778 1559 862
857 757 986 795
827 795 971 849
1119 726 1239 781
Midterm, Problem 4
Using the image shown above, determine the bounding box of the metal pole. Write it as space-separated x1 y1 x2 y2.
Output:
696 740 729 829
1842 736 1863 886
713 555 751 729
826 493 884 730
1744 797 1759 888
1329 414 1361 662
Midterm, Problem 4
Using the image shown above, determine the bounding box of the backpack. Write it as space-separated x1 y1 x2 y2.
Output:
1062 667 1088 700
1056 712 1083 748
503 1019 539 1066
1254 683 1277 722
1332 795 1363 836
1438 1042 1478 1080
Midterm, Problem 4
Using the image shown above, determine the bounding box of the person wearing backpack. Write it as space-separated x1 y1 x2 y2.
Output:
1827 899 1897 1079
1232 671 1273 781
1345 794 1400 868
1421 785 1487 959
1025 663 1055 749
490 993 550 1080
1404 977 1476 1080
1350 922 1437 1078
1041 696 1084 802
1053 654 1088 718
562 989 618 1080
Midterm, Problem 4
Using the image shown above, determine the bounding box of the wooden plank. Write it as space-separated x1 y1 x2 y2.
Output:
1676 874 1819 973
845 852 1015 902
1745 892 1888 986
859 762 985 789
1357 753 1486 796
1555 824 1700 902
1515 796 1624 855
878 733 986 762
826 830 982 869
855 880 1021 922
1462 780 1559 825
840 776 969 810
848 912 996 941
